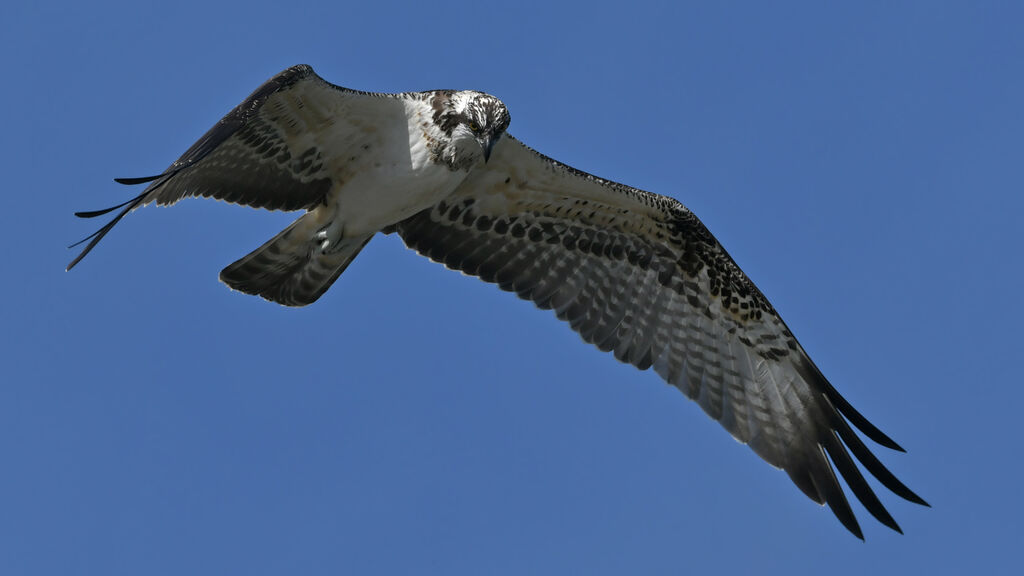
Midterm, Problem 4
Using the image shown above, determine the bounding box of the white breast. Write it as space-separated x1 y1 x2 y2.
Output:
322 99 471 236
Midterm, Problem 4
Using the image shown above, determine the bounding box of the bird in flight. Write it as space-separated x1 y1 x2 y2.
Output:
68 64 927 538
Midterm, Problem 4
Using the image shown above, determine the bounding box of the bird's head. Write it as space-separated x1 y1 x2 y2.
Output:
436 91 510 165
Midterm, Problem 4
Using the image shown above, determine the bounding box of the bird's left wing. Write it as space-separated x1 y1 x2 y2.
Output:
390 134 926 537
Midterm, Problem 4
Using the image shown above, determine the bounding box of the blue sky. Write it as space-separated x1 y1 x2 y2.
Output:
2 1 1021 573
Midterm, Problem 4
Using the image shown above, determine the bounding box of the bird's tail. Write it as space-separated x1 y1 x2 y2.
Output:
220 212 373 307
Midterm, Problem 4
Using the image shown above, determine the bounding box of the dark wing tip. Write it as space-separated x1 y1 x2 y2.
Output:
114 174 165 185
807 444 865 539
823 430 905 534
74 198 137 219
67 191 148 270
797 358 907 452
800 379 929 537
784 357 928 537
75 173 173 218
830 411 930 508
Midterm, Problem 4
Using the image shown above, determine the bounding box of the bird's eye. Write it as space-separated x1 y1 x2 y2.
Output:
469 121 480 132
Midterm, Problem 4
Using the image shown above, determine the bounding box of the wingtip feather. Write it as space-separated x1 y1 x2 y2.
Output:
67 191 149 270
114 174 165 185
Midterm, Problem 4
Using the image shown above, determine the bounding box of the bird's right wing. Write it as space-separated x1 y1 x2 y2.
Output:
68 64 407 270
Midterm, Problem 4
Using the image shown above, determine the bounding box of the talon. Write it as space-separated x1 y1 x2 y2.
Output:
314 227 332 251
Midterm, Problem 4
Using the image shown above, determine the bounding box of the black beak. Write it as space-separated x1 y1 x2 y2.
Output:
481 135 497 163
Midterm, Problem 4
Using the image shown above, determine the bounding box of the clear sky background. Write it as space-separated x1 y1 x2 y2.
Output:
2 1 1021 574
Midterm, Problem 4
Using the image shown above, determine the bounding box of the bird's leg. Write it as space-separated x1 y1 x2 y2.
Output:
314 217 348 254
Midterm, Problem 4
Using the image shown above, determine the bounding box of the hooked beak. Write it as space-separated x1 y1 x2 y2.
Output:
480 135 497 163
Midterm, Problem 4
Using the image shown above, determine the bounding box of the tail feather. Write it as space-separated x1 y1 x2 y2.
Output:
220 213 372 307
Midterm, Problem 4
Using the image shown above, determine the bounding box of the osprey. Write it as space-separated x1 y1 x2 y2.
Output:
69 64 927 538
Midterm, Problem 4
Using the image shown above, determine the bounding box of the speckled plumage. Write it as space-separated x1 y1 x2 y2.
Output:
69 64 926 538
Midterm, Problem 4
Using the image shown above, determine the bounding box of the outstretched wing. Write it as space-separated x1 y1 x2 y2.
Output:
67 64 406 270
392 134 927 538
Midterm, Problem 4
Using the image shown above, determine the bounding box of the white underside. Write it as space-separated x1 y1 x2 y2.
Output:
309 96 472 239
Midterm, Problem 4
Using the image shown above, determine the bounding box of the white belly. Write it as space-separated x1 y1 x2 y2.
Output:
319 103 470 236
332 159 465 235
